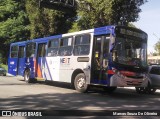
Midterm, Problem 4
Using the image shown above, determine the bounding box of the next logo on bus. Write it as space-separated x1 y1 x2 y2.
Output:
60 58 70 64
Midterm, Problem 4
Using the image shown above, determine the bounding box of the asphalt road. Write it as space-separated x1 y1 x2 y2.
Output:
0 76 160 119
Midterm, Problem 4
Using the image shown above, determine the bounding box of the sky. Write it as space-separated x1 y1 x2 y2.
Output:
133 0 160 54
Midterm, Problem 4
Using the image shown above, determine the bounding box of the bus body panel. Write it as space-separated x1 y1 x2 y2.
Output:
25 57 36 78
59 56 91 83
45 57 60 81
94 25 115 36
8 58 18 76
17 57 26 76
25 35 62 79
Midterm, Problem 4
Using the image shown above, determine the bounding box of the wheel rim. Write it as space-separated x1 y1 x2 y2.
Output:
77 77 85 89
25 71 29 81
147 83 156 94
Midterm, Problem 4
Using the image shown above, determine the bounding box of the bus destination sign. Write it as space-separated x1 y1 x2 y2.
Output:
116 27 147 40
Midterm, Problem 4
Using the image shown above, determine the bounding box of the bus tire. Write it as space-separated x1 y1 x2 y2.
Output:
135 87 147 94
146 83 157 94
74 73 88 93
24 70 34 83
103 87 117 94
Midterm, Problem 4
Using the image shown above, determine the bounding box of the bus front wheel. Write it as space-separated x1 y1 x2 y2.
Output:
146 83 157 94
74 73 88 93
135 83 157 94
135 87 147 94
147 87 157 94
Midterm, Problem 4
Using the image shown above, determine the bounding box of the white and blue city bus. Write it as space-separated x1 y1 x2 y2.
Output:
8 25 148 93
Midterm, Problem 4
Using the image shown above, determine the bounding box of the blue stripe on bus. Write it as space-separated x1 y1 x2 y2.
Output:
18 58 26 76
45 58 53 81
8 58 18 76
10 41 26 46
42 57 47 79
30 35 62 43
27 57 35 78
94 25 115 36
91 79 108 85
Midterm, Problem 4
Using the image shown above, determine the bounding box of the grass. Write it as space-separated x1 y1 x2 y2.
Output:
0 64 8 71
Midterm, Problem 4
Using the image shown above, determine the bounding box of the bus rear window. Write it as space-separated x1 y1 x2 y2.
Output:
74 34 90 56
11 45 18 58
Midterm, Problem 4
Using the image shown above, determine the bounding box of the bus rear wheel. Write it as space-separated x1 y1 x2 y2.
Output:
74 73 88 93
24 70 34 83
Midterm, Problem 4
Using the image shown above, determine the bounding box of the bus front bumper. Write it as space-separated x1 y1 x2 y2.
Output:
110 74 148 87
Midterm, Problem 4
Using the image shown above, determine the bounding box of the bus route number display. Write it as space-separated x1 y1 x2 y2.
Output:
116 27 147 40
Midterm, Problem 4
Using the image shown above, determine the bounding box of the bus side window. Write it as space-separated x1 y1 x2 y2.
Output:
26 43 36 57
38 43 46 57
73 34 90 56
59 37 73 56
11 45 18 58
18 46 25 58
47 39 59 57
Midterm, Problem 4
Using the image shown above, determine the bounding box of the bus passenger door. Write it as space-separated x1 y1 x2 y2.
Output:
91 36 110 84
35 43 46 79
17 46 25 76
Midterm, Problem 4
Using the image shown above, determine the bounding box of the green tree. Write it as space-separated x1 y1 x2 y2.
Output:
71 0 147 31
25 0 75 39
0 0 30 64
155 40 160 55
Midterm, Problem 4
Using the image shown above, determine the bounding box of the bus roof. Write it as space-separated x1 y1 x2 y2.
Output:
94 25 115 36
29 34 62 43
10 25 147 46
10 41 26 46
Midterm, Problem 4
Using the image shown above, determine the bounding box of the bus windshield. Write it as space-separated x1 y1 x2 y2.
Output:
113 37 147 68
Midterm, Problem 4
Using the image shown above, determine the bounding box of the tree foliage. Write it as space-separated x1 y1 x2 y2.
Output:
25 0 75 39
155 40 160 55
0 0 30 43
0 0 29 63
0 0 148 63
71 0 147 30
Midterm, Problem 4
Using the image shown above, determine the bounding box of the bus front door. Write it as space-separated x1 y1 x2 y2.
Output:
92 36 110 85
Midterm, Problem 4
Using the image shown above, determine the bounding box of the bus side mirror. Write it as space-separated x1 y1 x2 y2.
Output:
103 59 108 68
